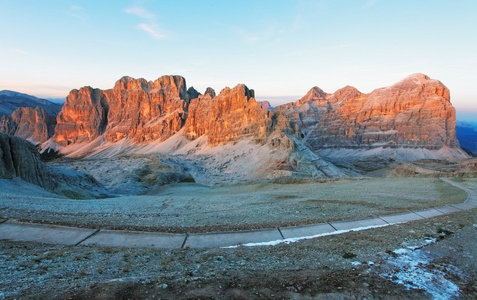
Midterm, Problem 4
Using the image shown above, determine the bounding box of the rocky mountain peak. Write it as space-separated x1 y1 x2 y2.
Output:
297 86 328 104
331 85 362 99
204 87 216 98
113 76 148 91
112 75 189 100
151 75 188 99
217 84 255 101
279 73 460 152
395 73 431 86
368 73 451 104
187 87 201 100
185 83 295 146
44 73 464 164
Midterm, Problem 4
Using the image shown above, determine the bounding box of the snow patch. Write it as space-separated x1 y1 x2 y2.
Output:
222 224 390 248
382 241 460 300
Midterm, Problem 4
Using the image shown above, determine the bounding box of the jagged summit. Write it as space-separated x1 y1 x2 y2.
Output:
394 73 432 87
204 87 216 98
54 75 189 146
48 76 343 179
112 75 189 99
296 86 328 104
187 87 201 100
216 84 255 100
185 83 275 145
387 73 450 101
113 76 148 91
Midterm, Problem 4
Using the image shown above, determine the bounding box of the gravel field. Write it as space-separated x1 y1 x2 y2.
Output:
1 171 474 298
0 178 466 233
1 207 476 299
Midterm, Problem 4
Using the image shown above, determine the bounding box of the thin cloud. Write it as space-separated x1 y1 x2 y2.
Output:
125 6 166 40
125 6 154 19
137 23 166 39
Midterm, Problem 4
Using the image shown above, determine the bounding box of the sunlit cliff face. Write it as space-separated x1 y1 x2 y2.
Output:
53 75 298 149
53 75 189 146
0 107 56 144
276 73 459 150
52 73 459 152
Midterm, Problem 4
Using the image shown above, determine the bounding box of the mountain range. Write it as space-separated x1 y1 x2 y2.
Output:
0 73 471 182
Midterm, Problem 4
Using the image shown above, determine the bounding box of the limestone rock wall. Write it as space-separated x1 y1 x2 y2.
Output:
0 107 56 144
51 73 462 155
54 76 295 149
53 75 189 146
185 84 296 148
276 73 460 150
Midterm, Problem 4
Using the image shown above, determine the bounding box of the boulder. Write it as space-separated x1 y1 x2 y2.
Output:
0 133 110 198
0 133 51 188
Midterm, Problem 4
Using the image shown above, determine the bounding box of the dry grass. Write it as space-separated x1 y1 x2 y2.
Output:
452 178 477 191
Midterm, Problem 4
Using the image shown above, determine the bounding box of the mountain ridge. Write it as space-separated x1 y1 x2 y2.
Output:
0 73 469 180
0 90 62 117
276 73 460 151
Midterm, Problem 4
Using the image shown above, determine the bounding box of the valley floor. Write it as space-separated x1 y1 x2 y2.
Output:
0 178 467 233
0 208 476 299
0 177 476 298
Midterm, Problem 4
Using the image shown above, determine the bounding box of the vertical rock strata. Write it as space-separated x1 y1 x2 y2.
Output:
53 75 189 146
54 77 297 150
185 84 292 146
0 107 56 144
52 73 461 156
276 73 460 150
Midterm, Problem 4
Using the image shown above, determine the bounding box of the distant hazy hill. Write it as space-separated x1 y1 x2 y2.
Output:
46 97 66 104
0 90 63 117
456 121 477 155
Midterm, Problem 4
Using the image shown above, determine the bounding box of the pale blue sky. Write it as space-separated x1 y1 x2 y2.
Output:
0 0 476 121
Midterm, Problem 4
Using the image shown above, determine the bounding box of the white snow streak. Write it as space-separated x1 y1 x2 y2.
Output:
222 224 390 248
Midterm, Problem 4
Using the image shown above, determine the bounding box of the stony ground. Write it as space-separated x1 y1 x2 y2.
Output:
0 170 474 299
0 178 467 233
1 208 476 299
